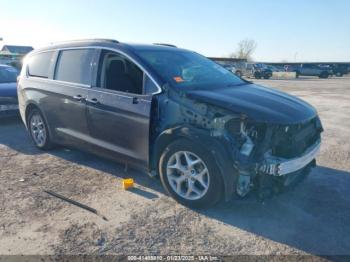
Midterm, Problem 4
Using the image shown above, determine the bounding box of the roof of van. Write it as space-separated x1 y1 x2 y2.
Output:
29 39 185 55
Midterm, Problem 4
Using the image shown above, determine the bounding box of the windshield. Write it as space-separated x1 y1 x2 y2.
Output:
136 50 246 89
0 66 18 83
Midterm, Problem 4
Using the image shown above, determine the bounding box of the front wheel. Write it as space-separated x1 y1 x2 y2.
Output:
319 72 329 78
27 108 54 150
336 72 343 77
159 139 223 208
254 72 262 79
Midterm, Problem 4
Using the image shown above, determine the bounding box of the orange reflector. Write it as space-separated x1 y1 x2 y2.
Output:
122 178 134 190
173 76 184 83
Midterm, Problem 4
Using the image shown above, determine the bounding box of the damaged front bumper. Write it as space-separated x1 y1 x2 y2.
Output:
236 139 321 197
259 139 321 176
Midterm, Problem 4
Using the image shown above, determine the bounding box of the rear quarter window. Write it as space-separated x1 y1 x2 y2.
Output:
54 49 95 85
28 51 54 78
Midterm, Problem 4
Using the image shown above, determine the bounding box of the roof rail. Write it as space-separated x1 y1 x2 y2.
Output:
153 43 177 48
50 38 119 45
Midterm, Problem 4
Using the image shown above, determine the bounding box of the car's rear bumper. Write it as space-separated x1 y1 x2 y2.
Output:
260 139 321 176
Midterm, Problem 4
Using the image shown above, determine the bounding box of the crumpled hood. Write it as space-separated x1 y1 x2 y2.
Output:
0 82 17 98
185 83 317 124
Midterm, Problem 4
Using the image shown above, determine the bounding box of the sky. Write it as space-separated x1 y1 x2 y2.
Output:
0 0 349 62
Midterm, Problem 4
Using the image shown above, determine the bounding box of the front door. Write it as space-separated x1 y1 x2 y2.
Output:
86 49 155 167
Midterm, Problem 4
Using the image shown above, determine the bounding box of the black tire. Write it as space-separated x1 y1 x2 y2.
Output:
254 72 262 79
159 139 223 208
319 72 329 79
336 72 343 77
235 71 242 78
295 71 300 78
27 108 54 150
263 75 270 79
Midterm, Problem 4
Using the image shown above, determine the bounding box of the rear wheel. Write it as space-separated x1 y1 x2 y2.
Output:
336 72 343 77
27 109 54 150
159 139 223 208
319 72 329 78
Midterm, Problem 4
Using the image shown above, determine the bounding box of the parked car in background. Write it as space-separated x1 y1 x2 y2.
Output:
233 64 242 78
283 64 299 72
242 63 272 79
330 64 348 77
222 64 237 75
266 65 278 72
0 64 19 117
18 39 323 208
295 64 331 78
0 53 24 71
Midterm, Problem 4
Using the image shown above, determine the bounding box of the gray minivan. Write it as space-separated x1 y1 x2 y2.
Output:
18 39 323 208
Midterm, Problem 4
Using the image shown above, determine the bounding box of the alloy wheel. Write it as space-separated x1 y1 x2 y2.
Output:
166 151 210 200
30 113 47 147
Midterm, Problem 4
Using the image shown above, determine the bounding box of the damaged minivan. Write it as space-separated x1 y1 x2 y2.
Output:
18 39 323 208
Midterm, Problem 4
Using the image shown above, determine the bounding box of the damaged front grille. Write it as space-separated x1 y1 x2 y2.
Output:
271 116 322 159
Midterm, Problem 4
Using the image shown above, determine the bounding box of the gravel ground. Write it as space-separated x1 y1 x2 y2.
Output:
0 76 349 258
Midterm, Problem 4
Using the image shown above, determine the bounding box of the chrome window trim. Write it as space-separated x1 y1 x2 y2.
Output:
30 77 91 89
89 86 152 102
26 76 151 102
28 45 163 95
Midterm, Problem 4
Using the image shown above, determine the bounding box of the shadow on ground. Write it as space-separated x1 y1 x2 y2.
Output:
204 166 350 255
1 117 350 255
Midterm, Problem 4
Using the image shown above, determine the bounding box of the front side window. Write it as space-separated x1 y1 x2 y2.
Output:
97 50 143 94
0 66 18 83
55 49 95 85
143 74 158 94
136 49 245 89
28 51 54 78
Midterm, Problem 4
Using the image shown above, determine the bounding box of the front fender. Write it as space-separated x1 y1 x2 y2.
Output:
151 125 238 201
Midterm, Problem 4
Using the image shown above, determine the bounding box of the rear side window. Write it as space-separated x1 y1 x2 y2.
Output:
28 51 54 78
55 49 95 85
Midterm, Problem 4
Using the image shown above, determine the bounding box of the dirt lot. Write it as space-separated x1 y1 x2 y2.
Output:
0 76 350 258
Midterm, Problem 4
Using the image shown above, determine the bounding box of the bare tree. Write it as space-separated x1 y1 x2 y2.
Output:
230 39 257 61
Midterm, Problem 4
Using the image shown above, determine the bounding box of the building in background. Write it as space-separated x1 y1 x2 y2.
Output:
0 45 33 69
0 45 33 55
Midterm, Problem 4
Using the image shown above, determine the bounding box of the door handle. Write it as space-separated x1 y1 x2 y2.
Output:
86 98 99 104
73 95 84 101
132 97 139 104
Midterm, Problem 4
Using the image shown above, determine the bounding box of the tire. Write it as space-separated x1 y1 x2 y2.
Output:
254 72 262 79
336 72 343 77
319 72 329 79
159 139 223 208
295 71 300 78
235 71 242 78
27 108 54 150
263 75 270 79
